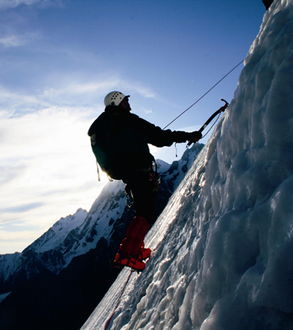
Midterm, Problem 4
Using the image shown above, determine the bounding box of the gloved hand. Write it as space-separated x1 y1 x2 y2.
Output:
187 131 202 144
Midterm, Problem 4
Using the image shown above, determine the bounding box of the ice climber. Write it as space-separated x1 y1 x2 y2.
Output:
88 91 202 270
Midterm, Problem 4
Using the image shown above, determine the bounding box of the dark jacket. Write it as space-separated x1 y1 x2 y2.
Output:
88 108 191 179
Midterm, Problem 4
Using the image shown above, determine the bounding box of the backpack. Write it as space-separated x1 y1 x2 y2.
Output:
90 133 123 180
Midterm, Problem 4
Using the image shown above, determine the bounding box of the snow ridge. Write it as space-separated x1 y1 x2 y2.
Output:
0 253 20 282
30 208 88 253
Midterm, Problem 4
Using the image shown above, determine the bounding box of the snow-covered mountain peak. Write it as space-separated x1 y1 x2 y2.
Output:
28 208 88 254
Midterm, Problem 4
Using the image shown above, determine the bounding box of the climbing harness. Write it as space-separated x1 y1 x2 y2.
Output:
163 59 243 130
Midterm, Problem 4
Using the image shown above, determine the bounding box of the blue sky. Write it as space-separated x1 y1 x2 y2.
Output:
0 0 265 253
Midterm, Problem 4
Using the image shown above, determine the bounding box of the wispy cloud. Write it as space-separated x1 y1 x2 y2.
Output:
142 108 154 115
123 81 157 99
0 34 25 47
0 32 39 47
0 226 41 253
1 202 44 213
0 164 26 184
0 86 48 115
0 105 105 253
0 74 158 114
0 0 54 10
41 76 157 101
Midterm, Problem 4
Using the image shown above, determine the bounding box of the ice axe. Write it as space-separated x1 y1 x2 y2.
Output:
187 98 229 146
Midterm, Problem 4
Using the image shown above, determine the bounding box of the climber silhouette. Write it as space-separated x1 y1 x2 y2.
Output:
88 91 202 270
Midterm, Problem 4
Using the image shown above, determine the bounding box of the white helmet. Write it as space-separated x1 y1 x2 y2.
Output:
104 91 129 107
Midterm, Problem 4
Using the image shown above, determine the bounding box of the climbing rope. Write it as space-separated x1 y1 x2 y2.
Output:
163 58 244 130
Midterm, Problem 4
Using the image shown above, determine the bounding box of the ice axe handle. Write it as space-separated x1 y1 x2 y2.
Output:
187 99 229 146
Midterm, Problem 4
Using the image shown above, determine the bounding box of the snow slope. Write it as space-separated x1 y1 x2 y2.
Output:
0 253 20 282
82 1 293 329
29 208 88 253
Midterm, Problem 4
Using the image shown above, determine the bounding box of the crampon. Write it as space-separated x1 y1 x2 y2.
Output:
113 246 151 271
